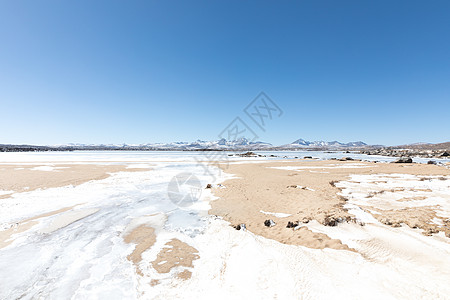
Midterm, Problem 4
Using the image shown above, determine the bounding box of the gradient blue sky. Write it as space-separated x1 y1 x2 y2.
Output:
1 0 449 146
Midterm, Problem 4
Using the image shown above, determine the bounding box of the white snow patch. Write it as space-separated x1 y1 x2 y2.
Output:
126 164 152 169
39 208 100 234
0 190 14 196
260 210 292 218
30 166 69 172
270 164 372 171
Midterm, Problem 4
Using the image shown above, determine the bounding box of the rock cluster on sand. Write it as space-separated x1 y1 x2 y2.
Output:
286 221 298 228
361 148 450 159
229 152 275 158
392 157 413 163
322 216 343 226
339 157 355 161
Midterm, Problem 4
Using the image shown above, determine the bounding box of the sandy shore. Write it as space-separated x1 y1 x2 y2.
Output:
0 163 150 199
210 160 450 250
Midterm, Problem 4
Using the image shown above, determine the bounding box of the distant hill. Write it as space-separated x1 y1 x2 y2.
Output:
393 142 450 151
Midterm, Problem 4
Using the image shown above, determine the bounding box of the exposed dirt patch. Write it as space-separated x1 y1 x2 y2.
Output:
151 239 199 280
124 225 157 276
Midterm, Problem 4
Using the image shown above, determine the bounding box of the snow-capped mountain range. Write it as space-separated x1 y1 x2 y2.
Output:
282 139 367 148
47 138 368 151
57 138 273 150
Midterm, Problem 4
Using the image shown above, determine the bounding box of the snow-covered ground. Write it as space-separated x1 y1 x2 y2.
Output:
0 151 449 299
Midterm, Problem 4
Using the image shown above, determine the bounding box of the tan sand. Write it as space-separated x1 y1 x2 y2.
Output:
124 225 157 276
210 160 450 250
151 239 199 280
0 164 150 198
364 205 440 234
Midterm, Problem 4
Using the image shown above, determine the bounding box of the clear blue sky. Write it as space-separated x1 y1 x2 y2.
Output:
1 0 449 146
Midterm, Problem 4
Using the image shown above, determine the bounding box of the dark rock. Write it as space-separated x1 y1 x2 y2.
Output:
234 224 246 231
338 195 348 202
381 218 392 225
339 157 354 161
392 157 413 163
323 216 339 226
286 221 299 228
441 152 449 157
264 219 276 227
239 151 257 157
424 228 439 236
303 156 313 159
205 184 212 189
428 160 436 165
